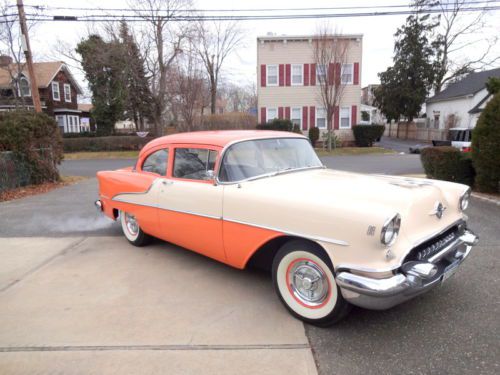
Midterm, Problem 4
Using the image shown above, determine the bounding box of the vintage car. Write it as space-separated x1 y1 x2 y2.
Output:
96 130 478 326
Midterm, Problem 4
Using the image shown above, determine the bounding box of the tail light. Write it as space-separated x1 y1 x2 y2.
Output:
461 147 471 152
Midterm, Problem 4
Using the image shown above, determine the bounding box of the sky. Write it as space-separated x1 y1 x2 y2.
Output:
22 0 500 95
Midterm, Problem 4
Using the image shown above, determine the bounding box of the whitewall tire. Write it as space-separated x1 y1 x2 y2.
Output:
272 240 351 326
119 210 151 247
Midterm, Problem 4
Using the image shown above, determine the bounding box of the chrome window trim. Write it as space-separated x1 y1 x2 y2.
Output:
215 136 324 185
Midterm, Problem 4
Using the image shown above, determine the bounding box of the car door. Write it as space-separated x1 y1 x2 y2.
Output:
157 145 225 262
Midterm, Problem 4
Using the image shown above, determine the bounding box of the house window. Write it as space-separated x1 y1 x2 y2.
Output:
52 82 60 101
267 108 278 122
340 107 351 129
316 64 327 83
341 64 353 84
291 107 302 128
18 77 31 97
267 65 278 86
55 115 65 132
64 84 71 102
291 64 303 85
316 107 326 129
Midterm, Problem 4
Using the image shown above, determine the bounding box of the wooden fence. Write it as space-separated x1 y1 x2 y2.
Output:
383 120 447 142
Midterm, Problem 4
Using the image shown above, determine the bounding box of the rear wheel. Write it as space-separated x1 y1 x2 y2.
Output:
119 210 151 247
272 240 351 326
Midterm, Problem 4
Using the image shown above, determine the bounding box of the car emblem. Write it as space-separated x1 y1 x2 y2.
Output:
430 202 446 219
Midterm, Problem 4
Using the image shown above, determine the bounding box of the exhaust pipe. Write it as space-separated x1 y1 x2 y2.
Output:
94 200 103 211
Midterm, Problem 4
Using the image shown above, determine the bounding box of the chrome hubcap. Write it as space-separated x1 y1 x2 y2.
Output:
289 260 329 306
124 213 139 236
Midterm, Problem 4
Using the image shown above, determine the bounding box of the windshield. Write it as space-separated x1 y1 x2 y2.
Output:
218 138 322 183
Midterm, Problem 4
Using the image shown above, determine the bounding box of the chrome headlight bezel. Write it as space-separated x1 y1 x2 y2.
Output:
380 213 401 246
459 188 471 211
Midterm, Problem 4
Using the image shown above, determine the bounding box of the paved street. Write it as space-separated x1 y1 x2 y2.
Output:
1 154 498 374
376 136 430 153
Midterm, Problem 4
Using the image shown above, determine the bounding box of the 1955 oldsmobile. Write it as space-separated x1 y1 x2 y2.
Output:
96 130 478 326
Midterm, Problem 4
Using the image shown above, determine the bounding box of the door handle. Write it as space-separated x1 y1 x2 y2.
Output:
161 180 173 186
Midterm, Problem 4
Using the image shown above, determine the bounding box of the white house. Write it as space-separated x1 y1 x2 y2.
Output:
426 68 500 129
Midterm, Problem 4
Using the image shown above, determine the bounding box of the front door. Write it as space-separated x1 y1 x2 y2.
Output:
157 147 225 262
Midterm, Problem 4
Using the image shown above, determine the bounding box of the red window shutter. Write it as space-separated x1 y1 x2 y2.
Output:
304 64 310 86
353 63 359 85
302 106 308 130
278 107 284 119
310 64 316 86
279 64 285 86
334 106 339 130
261 107 266 123
309 106 315 127
260 65 266 87
328 63 334 85
285 64 291 86
285 107 291 120
335 63 341 85
351 105 357 126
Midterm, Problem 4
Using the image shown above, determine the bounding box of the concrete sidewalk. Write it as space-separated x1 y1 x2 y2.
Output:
0 236 317 375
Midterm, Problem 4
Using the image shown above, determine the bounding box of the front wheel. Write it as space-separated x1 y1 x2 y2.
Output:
119 210 151 247
272 240 351 326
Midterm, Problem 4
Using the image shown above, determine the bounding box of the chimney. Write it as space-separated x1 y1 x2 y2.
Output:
0 55 13 67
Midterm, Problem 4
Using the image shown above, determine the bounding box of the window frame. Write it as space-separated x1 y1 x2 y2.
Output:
316 107 327 129
291 107 302 128
63 83 71 102
171 146 219 183
316 64 327 84
267 107 278 122
141 148 169 176
291 64 303 86
18 76 31 97
341 63 353 85
266 64 278 86
52 81 60 101
340 106 351 129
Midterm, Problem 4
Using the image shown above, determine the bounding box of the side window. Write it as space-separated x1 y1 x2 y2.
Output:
173 148 217 180
142 149 168 176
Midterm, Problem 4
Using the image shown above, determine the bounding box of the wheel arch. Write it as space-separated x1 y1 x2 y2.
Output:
245 235 332 272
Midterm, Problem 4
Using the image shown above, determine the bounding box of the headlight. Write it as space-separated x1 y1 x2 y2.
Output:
380 214 401 246
459 188 471 211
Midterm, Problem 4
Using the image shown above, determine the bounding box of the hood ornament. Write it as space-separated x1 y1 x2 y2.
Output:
429 202 446 219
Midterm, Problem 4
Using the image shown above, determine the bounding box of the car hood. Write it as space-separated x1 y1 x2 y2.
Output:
225 168 466 260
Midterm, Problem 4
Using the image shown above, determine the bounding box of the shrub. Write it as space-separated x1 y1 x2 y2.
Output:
63 136 153 152
420 146 475 186
471 91 500 193
200 112 257 130
352 124 385 147
256 118 295 132
0 111 63 186
308 127 320 146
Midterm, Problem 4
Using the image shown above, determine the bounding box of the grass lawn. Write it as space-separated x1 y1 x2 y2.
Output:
64 151 140 160
315 147 396 157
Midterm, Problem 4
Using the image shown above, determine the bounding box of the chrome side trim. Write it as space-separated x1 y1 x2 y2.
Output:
111 197 222 220
111 178 161 201
223 217 349 246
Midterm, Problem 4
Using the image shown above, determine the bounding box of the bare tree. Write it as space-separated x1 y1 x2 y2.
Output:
130 0 194 135
433 0 500 93
195 20 244 114
313 25 349 151
221 81 257 112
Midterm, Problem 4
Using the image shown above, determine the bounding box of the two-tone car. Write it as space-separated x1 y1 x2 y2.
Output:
96 130 478 326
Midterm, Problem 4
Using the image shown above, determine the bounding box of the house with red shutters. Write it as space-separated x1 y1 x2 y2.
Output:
257 34 362 141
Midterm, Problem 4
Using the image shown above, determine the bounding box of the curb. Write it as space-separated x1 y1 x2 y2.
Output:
471 193 500 206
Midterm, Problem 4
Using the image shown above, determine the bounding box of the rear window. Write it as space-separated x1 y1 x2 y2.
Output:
450 130 471 142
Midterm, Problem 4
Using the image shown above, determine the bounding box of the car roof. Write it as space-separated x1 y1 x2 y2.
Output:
141 130 306 154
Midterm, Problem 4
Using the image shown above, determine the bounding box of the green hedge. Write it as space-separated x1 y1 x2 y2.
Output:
308 127 320 146
472 91 500 193
63 136 153 152
420 146 475 186
0 111 63 188
256 119 301 133
352 124 385 147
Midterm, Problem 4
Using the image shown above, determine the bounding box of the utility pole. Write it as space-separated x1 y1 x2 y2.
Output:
16 0 41 112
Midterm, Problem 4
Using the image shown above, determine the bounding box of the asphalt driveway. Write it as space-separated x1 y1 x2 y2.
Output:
1 155 498 374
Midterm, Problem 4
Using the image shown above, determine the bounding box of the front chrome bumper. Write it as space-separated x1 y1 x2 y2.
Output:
336 230 478 310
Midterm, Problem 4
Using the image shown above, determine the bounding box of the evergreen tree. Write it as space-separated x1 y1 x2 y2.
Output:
375 1 437 122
